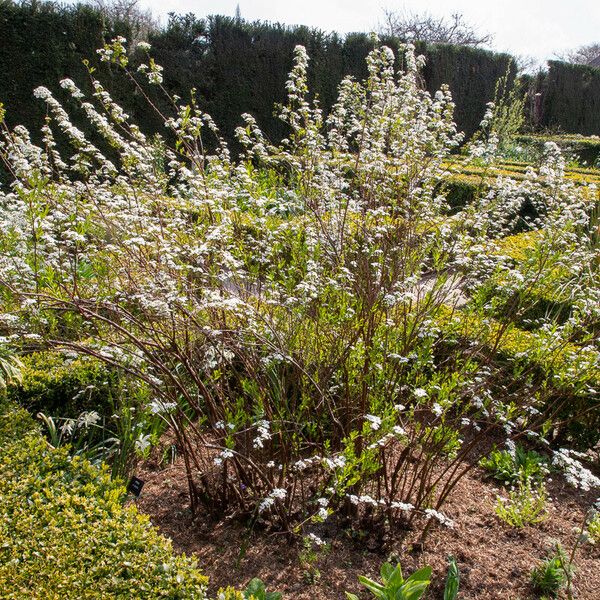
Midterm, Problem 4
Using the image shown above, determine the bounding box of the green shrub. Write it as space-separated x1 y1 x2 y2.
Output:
345 562 432 600
346 559 460 600
516 134 600 167
215 579 282 600
441 176 479 211
480 445 548 485
495 481 548 528
7 351 121 418
530 546 570 598
436 306 600 447
587 510 600 544
0 399 209 599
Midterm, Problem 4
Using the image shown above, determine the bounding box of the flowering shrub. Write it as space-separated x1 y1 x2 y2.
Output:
0 38 598 536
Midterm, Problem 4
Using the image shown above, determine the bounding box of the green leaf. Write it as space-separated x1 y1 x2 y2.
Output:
357 575 387 598
443 557 460 600
245 578 266 599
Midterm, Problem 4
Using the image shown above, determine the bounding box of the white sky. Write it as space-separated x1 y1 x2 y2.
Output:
81 0 600 64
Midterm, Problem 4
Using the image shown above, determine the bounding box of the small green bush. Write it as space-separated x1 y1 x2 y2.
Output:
345 562 432 600
530 546 570 598
7 350 121 417
480 445 548 485
587 510 600 544
0 399 209 599
216 579 282 600
495 482 548 528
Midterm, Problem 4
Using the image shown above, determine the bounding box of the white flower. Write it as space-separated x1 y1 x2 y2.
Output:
306 533 326 546
135 433 152 453
77 411 100 428
413 388 428 399
365 414 382 431
270 488 287 500
424 508 454 528
149 399 177 414
432 403 443 417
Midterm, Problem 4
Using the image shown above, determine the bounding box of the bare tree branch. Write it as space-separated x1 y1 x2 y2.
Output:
379 8 492 48
555 42 600 66
90 0 159 45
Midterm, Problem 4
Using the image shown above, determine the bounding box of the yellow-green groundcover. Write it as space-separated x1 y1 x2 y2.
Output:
0 400 208 599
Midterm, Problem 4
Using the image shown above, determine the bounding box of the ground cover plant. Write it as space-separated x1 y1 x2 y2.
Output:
0 35 599 597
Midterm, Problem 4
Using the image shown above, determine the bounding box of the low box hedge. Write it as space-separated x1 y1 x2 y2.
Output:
0 399 209 599
6 351 121 418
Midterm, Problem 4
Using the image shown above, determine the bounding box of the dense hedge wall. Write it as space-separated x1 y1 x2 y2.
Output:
0 398 209 598
0 1 513 150
0 1 121 137
542 61 600 136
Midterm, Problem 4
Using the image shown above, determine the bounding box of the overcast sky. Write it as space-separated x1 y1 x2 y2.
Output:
82 0 600 64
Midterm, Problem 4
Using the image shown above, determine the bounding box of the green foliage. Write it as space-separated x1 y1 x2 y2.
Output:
530 546 570 598
0 353 22 391
420 42 515 137
5 351 162 478
516 134 600 167
345 562 432 600
0 399 209 598
542 62 600 136
480 445 548 485
215 579 282 600
495 482 548 528
436 306 600 448
478 60 525 151
6 351 121 417
587 510 600 544
243 579 283 600
443 557 460 600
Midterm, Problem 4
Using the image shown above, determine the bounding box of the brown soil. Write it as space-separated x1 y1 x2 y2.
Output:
135 459 600 599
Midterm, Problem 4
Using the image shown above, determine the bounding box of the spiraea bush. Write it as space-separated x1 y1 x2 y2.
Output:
0 37 598 540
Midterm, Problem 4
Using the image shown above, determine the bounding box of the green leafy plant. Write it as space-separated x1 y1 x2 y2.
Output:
480 444 548 485
345 562 432 600
530 545 570 598
587 509 600 544
299 534 330 585
242 578 282 600
495 481 548 527
0 353 22 391
444 556 460 600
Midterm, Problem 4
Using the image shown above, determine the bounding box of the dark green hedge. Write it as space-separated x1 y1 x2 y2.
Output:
0 1 514 153
542 61 600 136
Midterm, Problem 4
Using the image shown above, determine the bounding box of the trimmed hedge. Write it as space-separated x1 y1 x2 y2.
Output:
6 351 121 418
542 61 600 137
437 305 600 446
0 399 209 599
516 134 600 166
0 1 515 154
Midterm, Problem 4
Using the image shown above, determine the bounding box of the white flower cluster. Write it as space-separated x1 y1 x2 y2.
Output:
552 449 600 492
